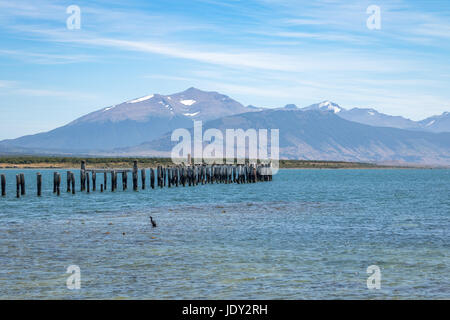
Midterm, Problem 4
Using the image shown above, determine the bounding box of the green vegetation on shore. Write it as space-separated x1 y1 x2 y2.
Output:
0 156 396 169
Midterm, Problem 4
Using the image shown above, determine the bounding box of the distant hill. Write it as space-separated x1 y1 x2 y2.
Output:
418 112 450 133
301 101 449 133
116 109 450 165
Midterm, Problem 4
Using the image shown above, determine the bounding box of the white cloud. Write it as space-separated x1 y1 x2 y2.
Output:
0 49 94 64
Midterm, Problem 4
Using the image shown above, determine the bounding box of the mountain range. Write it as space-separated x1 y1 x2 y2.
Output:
1 87 449 165
282 100 450 133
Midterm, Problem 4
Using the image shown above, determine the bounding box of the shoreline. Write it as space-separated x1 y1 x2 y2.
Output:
0 156 444 169
0 163 436 170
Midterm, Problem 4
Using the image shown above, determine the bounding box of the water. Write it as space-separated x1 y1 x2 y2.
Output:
0 169 448 299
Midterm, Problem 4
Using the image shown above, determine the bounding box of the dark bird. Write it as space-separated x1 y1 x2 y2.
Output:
150 216 157 228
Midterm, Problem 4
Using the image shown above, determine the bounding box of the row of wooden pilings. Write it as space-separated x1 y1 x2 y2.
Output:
0 161 273 198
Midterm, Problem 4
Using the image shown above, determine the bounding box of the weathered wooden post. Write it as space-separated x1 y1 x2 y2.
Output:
37 173 42 197
188 167 192 187
104 172 107 190
71 172 76 194
182 167 186 187
167 168 172 188
132 161 138 191
100 184 104 192
150 168 155 189
111 171 115 192
156 166 159 188
141 168 146 190
194 166 198 185
112 170 118 192
157 166 162 188
80 161 86 191
16 174 21 198
19 173 25 195
67 171 72 192
86 172 90 193
56 173 61 196
1 174 5 196
92 172 96 191
53 172 57 193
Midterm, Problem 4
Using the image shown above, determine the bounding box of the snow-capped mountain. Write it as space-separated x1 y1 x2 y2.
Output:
72 87 252 124
302 101 344 114
338 107 421 130
418 112 450 133
0 89 448 164
299 102 449 133
0 88 256 151
119 109 450 165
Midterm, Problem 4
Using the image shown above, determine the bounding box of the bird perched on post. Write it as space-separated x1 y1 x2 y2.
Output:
150 216 157 228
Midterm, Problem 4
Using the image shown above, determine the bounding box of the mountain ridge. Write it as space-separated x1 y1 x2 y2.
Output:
0 88 449 165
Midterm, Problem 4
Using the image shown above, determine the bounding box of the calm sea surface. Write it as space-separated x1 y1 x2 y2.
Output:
0 169 448 299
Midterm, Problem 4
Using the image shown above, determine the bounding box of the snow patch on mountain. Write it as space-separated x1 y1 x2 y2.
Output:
180 99 196 106
103 106 115 112
319 101 341 113
183 112 200 117
128 95 154 104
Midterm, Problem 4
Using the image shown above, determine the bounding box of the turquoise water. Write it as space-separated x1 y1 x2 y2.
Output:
0 169 448 299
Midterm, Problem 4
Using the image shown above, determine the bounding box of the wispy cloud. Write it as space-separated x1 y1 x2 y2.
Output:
0 81 96 99
0 0 449 132
0 49 94 64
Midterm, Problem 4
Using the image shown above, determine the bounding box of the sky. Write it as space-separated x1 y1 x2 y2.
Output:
0 0 449 139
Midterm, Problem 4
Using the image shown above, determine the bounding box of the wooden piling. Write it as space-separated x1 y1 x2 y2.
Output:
53 172 57 193
150 168 155 189
111 171 115 192
56 173 61 196
86 172 90 193
157 166 163 188
168 168 172 188
163 166 166 188
92 172 96 191
16 174 20 198
37 173 42 197
100 184 104 192
67 171 72 192
104 172 107 191
19 173 25 195
141 168 146 190
1 174 5 196
80 161 86 192
71 172 75 194
133 161 138 191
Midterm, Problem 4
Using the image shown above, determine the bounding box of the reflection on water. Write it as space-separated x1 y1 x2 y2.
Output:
0 169 449 299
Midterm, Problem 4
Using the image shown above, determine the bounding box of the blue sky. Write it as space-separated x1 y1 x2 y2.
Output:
0 0 449 139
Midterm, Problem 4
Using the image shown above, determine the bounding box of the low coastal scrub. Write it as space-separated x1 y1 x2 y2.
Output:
0 156 383 169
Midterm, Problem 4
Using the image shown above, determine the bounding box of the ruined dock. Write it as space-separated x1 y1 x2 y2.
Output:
0 160 273 198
